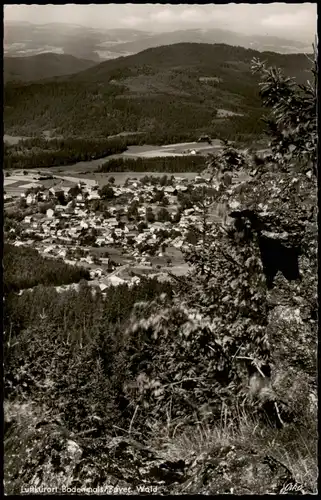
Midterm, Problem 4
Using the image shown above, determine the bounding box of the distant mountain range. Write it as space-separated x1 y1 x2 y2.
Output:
101 28 313 57
3 53 96 83
4 21 313 62
4 43 312 144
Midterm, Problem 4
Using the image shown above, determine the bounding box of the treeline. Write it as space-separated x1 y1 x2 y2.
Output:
4 275 173 441
5 278 173 339
97 155 206 173
4 243 90 293
4 133 212 171
3 136 131 170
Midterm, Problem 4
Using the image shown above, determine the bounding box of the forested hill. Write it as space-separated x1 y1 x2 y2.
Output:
4 43 312 143
69 43 312 83
4 53 97 83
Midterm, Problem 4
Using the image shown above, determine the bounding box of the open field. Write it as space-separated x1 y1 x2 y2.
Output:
53 141 219 175
76 171 200 186
4 171 201 196
4 141 219 193
4 174 71 197
3 140 250 197
120 141 222 158
4 134 31 145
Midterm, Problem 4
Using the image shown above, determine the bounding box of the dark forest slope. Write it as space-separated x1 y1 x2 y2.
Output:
70 43 311 82
4 43 312 143
4 52 97 83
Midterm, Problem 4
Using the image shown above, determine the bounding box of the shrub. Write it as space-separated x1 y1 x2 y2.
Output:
137 221 148 232
157 207 171 223
3 244 90 293
146 208 155 223
39 202 54 214
99 185 114 200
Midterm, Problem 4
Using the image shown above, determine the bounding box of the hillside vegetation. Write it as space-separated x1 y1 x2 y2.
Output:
3 244 90 293
97 155 206 173
4 45 317 495
4 136 131 170
4 43 312 144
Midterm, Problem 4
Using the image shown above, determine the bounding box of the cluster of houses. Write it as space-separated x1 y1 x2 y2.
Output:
9 174 221 290
21 181 100 209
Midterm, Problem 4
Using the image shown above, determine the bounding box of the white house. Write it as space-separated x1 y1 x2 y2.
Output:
43 245 55 254
108 218 119 227
49 187 64 197
88 192 101 200
175 177 189 184
80 220 89 229
57 249 67 258
26 193 36 205
46 208 54 219
55 205 66 212
60 186 72 198
176 185 188 192
90 268 103 279
107 275 126 287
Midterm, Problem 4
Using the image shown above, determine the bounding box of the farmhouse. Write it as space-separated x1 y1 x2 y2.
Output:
49 187 64 197
55 205 66 212
26 193 36 205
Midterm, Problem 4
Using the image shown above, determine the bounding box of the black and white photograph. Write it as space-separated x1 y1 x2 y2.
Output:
3 2 318 495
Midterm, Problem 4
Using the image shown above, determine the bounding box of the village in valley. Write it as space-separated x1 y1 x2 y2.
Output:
4 167 231 294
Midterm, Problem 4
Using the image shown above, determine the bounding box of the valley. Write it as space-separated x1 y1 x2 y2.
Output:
4 166 237 291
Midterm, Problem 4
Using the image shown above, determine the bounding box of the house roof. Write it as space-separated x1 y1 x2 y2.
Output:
49 186 64 193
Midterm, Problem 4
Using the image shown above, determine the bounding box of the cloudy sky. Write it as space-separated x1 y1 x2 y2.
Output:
4 3 317 42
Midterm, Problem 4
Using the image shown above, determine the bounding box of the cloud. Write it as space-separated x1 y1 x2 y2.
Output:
149 6 226 26
122 16 145 28
260 7 317 40
3 3 317 42
150 8 177 23
262 10 316 29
